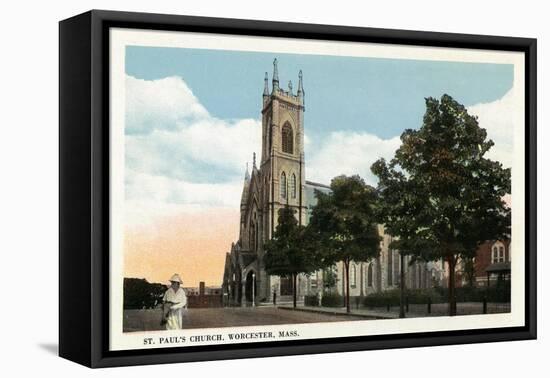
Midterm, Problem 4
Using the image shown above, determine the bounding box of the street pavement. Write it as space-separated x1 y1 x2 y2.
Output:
284 302 511 319
123 306 367 332
124 302 510 332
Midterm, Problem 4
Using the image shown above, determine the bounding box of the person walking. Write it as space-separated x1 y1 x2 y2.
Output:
162 274 187 330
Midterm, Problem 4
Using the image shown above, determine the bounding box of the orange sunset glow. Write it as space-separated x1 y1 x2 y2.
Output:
124 208 240 287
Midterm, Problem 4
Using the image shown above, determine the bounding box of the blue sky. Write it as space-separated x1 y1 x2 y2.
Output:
126 46 513 141
124 45 515 224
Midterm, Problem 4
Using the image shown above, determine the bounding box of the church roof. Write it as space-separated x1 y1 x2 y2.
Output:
305 180 331 190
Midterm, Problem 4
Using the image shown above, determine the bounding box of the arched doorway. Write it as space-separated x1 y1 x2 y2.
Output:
234 270 242 305
245 271 257 304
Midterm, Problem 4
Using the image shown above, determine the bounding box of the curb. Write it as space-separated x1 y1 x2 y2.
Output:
277 306 394 320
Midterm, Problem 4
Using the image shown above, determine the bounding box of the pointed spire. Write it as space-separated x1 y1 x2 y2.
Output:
244 162 250 181
272 58 279 93
263 72 269 96
288 80 293 95
253 152 257 169
297 70 304 97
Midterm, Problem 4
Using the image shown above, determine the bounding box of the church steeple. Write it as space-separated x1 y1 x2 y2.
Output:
272 58 279 93
244 162 250 181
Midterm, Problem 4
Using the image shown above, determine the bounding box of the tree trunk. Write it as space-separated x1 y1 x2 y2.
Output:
447 256 457 316
292 273 297 308
344 260 350 313
360 262 364 297
399 252 405 318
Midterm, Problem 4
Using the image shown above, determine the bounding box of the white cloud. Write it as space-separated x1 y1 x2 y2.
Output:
124 168 243 227
304 86 517 188
125 75 260 224
125 73 515 227
126 76 210 134
306 131 401 186
467 88 516 168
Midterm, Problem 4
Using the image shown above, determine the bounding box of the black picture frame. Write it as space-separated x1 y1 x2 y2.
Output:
59 9 537 368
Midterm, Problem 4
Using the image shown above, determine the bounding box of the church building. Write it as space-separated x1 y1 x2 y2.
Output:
221 59 440 306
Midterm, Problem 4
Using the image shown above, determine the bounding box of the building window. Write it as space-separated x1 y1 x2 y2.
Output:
492 241 505 263
281 122 293 154
350 263 357 288
250 223 256 252
255 222 259 251
367 263 373 287
291 173 297 198
280 172 287 199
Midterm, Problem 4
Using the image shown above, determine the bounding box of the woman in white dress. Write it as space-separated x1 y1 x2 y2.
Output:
162 274 187 330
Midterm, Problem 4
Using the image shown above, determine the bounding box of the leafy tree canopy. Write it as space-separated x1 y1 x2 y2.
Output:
264 206 318 277
371 94 511 264
308 174 381 265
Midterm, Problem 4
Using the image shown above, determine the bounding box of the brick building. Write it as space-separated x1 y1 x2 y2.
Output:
471 240 511 287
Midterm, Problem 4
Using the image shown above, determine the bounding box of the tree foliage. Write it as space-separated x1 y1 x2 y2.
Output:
264 205 318 307
308 175 381 312
123 278 166 309
371 94 511 315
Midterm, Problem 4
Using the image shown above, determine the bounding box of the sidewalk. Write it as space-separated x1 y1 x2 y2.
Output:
278 305 399 319
277 302 510 319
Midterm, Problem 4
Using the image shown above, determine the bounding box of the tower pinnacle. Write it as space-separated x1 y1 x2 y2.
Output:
297 70 304 97
263 72 269 96
244 162 250 181
272 58 279 92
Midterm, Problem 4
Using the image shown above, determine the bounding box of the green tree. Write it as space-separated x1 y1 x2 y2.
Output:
123 278 166 309
462 257 476 288
371 94 511 316
322 267 338 292
308 175 381 313
264 206 317 308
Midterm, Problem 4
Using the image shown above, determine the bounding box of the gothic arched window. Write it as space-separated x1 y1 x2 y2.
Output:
281 122 293 154
350 263 357 288
250 223 256 252
280 172 287 199
291 173 297 198
492 241 505 263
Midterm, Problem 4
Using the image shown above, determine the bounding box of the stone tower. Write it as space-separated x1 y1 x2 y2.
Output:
260 59 307 237
257 59 307 298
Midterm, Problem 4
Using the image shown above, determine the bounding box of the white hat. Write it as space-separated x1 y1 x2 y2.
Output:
169 274 182 284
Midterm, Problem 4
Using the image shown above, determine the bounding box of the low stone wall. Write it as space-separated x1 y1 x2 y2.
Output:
187 294 223 308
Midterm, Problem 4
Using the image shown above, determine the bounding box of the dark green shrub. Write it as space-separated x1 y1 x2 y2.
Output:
304 295 320 306
363 288 446 307
123 278 166 309
435 282 510 303
321 292 344 307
